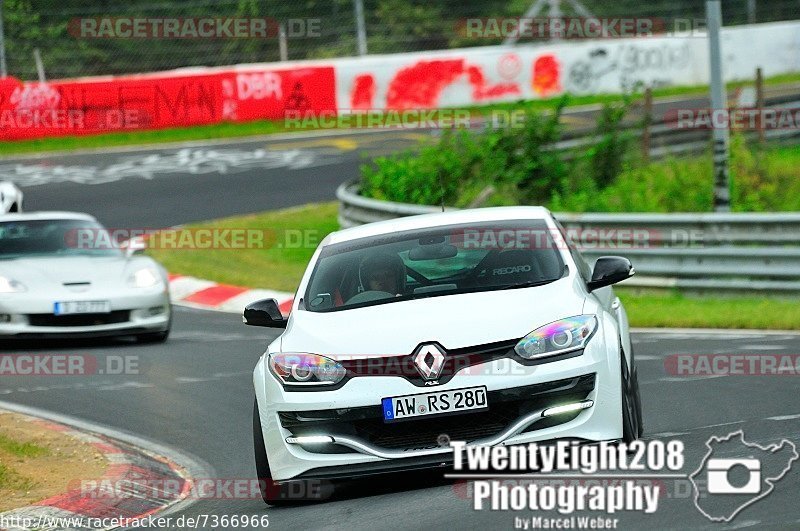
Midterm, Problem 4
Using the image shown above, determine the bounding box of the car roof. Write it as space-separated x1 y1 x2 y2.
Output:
0 211 98 222
325 206 553 246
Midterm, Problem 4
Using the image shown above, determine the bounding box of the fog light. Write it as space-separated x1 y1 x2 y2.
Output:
147 306 166 316
0 314 10 323
541 400 594 418
285 435 334 445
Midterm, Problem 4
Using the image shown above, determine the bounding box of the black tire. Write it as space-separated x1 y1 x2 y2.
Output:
632 368 644 438
136 329 170 343
621 349 642 443
136 313 171 343
253 399 286 505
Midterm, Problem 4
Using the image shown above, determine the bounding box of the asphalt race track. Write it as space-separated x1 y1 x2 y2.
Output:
0 89 757 228
3 91 800 528
2 308 800 529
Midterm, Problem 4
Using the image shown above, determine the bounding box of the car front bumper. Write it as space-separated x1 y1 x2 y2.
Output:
254 333 624 482
0 287 170 338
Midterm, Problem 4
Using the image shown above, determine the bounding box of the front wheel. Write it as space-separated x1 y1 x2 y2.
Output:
621 351 643 442
136 314 171 343
253 399 334 505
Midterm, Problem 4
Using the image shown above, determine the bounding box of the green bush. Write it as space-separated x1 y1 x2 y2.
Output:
361 100 572 206
359 97 800 213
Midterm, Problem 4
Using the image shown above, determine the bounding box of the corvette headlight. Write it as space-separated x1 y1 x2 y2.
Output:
515 315 598 360
128 267 160 288
0 276 26 293
269 353 347 387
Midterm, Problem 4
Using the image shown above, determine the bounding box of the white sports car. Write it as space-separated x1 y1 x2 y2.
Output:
0 212 171 341
0 181 23 213
248 207 642 504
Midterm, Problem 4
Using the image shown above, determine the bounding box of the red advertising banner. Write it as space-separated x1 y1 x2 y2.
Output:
0 66 335 141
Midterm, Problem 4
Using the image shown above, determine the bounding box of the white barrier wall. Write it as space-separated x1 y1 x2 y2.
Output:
332 20 800 111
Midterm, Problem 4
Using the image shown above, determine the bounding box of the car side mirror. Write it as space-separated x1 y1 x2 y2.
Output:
122 237 147 258
243 298 288 328
587 256 634 292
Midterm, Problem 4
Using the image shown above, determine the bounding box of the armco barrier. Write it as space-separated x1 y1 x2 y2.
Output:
337 181 800 293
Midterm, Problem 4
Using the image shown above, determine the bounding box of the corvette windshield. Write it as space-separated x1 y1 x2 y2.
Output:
0 219 122 259
304 219 565 312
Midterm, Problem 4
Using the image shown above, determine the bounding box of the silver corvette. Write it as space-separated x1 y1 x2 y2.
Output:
0 212 171 341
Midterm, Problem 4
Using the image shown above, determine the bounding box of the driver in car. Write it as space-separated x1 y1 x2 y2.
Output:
359 252 406 296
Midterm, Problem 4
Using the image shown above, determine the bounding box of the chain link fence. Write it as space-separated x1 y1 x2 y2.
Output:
1 0 799 80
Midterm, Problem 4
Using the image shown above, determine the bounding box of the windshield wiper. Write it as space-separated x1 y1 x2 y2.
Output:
496 278 558 290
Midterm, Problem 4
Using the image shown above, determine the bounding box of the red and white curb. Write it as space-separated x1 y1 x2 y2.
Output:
168 274 294 315
0 411 192 531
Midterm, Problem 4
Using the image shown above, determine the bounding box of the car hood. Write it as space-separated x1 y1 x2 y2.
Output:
0 255 148 290
281 277 586 355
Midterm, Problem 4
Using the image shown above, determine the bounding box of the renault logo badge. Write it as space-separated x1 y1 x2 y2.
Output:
413 344 445 380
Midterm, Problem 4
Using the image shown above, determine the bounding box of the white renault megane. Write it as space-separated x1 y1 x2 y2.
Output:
0 212 171 341
247 207 642 504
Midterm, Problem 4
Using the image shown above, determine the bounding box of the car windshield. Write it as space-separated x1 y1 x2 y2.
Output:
0 219 123 259
304 219 565 312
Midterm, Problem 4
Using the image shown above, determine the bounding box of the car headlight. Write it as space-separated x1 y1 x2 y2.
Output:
515 315 598 360
269 353 347 387
128 267 160 288
0 276 26 293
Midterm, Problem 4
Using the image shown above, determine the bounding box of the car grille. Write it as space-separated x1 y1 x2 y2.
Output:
27 311 130 327
280 373 596 453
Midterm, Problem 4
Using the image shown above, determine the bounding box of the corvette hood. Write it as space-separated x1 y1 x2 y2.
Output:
282 277 586 355
0 255 141 290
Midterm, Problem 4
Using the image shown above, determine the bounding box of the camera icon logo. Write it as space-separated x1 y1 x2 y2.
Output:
690 430 798 522
706 458 761 494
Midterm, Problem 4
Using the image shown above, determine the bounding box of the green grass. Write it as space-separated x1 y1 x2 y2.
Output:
0 434 48 458
0 463 35 491
549 142 800 212
617 289 800 330
150 202 799 330
148 202 340 292
0 463 14 489
2 73 799 157
0 434 45 491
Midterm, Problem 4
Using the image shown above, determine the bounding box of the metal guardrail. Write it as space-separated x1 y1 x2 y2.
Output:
337 181 800 293
455 87 800 160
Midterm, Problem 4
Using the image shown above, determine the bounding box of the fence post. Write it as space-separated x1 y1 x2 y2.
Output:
755 67 765 144
279 24 288 62
0 1 7 78
707 0 731 213
641 87 652 162
353 0 368 56
33 48 45 82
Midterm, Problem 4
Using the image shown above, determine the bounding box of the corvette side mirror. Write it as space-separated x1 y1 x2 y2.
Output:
587 256 634 292
122 237 147 258
243 298 288 328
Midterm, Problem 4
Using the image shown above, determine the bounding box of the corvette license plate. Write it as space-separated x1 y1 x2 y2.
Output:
382 385 488 422
54 301 111 315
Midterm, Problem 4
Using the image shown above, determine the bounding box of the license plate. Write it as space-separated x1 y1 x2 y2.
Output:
54 301 111 315
382 385 488 422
